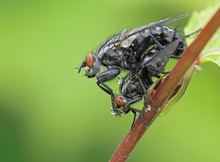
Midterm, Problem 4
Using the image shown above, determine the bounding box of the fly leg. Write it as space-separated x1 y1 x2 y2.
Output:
170 55 181 59
149 34 164 49
147 65 169 75
96 67 121 115
77 61 86 73
184 28 201 38
96 81 119 114
124 95 147 129
137 75 159 110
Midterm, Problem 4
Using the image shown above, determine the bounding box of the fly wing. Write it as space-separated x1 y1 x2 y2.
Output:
141 39 180 68
116 13 188 48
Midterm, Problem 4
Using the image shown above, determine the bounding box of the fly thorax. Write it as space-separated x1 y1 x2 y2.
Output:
97 43 115 60
152 26 163 35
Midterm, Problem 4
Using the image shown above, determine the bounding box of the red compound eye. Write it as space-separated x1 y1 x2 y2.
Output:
85 53 94 68
114 97 125 107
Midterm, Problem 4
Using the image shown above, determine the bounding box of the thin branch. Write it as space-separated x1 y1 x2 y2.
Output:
109 8 220 162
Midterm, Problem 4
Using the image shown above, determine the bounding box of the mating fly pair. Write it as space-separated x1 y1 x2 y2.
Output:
78 13 190 127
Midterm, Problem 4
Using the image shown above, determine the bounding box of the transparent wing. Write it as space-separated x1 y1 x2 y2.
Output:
141 39 180 68
116 13 188 47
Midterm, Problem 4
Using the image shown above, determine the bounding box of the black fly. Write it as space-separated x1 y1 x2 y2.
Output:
110 40 180 127
77 13 202 128
78 14 188 109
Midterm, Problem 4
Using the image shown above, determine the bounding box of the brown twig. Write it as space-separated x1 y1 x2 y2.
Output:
109 8 220 162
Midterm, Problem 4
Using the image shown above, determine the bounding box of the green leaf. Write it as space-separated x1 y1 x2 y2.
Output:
184 3 220 66
199 50 220 66
184 3 220 50
159 4 220 116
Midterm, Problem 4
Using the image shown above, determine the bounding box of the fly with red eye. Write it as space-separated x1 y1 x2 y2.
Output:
78 14 187 111
109 40 180 128
77 13 200 128
108 28 200 128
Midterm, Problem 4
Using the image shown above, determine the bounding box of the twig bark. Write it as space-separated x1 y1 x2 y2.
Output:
109 8 220 162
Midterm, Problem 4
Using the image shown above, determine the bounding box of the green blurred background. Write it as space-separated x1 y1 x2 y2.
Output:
0 0 220 162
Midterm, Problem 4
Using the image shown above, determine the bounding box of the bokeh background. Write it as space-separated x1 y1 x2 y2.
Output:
0 1 220 162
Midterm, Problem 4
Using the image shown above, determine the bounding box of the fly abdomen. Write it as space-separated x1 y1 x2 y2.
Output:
148 26 184 56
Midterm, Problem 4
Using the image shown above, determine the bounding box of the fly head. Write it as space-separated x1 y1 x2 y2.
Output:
78 53 101 78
